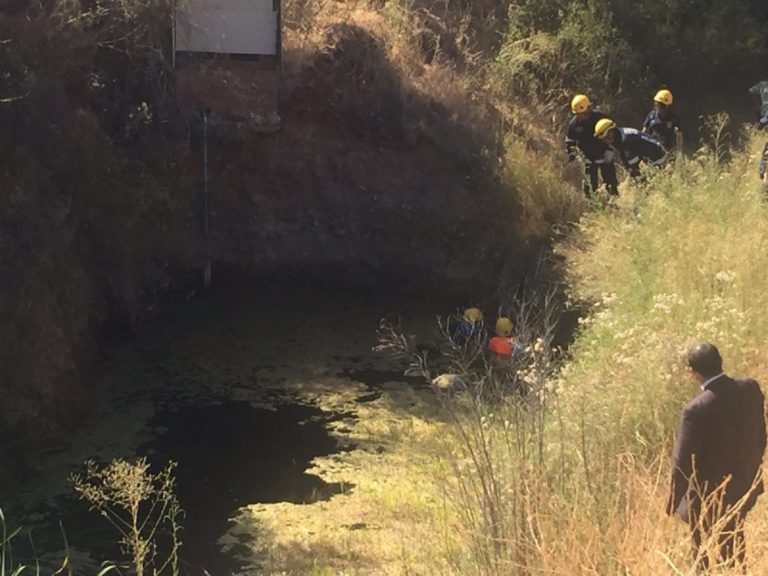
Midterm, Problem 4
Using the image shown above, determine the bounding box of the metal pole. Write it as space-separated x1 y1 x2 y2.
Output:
171 0 176 69
202 109 212 289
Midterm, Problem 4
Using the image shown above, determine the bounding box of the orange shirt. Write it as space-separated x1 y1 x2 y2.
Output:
488 336 513 356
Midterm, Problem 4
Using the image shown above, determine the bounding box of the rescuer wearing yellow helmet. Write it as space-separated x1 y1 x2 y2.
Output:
564 94 619 197
451 307 486 345
488 317 518 357
594 118 667 179
641 88 683 156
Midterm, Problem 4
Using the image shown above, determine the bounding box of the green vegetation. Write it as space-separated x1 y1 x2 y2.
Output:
558 128 768 456
237 131 768 575
4 0 768 574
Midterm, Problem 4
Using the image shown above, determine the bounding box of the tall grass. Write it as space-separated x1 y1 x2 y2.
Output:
500 137 584 239
504 129 768 574
557 130 768 458
216 132 768 575
397 130 768 575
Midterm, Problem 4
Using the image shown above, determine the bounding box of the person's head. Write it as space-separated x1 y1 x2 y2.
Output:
686 341 723 380
653 89 673 116
495 317 514 337
594 118 616 143
571 94 591 119
463 307 484 325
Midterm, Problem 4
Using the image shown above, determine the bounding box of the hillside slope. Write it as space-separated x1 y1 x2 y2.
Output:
0 4 554 430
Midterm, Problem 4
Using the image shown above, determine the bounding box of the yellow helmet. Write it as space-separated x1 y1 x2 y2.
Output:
463 307 484 324
654 89 673 106
495 317 514 337
571 94 591 114
594 118 616 139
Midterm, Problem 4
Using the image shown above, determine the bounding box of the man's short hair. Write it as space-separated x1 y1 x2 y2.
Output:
687 341 723 378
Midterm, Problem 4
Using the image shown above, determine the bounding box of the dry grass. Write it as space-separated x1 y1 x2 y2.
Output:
227 382 768 575
280 0 581 254
228 132 768 575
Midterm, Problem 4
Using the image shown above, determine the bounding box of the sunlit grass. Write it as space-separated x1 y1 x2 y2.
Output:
228 384 459 576
241 132 768 575
557 134 768 457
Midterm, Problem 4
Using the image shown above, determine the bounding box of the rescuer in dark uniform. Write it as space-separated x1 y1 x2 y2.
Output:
565 94 619 197
759 141 768 183
594 118 667 179
749 79 768 127
642 89 683 156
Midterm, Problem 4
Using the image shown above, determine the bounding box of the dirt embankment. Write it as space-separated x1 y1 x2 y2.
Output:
199 24 521 287
0 14 537 434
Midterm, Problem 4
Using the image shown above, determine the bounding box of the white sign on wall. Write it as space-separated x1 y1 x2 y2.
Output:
175 0 278 56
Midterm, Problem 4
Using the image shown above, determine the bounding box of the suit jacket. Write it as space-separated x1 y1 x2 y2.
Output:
667 375 766 523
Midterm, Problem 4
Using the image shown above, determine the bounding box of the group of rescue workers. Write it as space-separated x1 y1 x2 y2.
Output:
450 307 522 360
565 89 682 197
566 81 768 197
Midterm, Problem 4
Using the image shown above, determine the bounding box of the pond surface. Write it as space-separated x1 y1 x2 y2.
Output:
147 401 349 575
9 276 450 575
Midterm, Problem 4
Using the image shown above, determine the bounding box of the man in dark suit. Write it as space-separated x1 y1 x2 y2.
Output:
667 342 766 572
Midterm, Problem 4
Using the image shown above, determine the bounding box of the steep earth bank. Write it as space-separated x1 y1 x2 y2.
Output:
0 21 534 437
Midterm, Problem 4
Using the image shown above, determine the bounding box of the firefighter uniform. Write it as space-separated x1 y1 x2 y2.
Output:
642 89 682 155
608 127 668 178
749 80 768 124
642 109 681 153
565 96 619 197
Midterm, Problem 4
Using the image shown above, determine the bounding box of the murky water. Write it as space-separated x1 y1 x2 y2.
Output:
7 276 451 575
147 401 348 575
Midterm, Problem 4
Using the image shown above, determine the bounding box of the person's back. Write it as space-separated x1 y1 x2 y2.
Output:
488 336 514 357
488 317 516 357
677 376 765 513
735 378 766 508
667 342 766 571
615 127 667 172
685 378 744 503
452 308 485 345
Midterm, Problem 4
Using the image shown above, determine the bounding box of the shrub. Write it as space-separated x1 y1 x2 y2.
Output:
71 458 183 576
